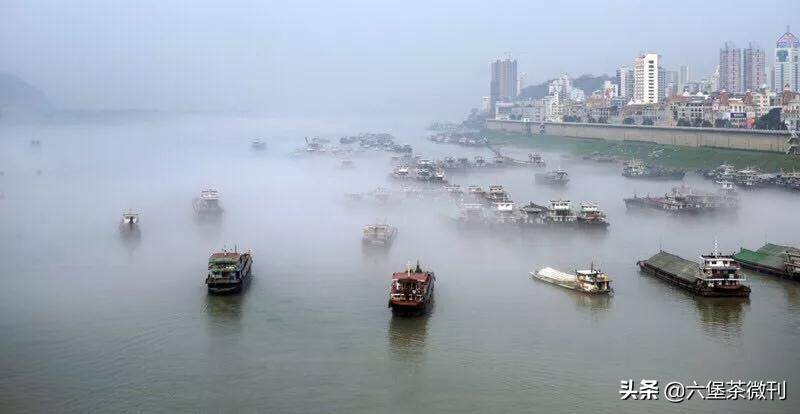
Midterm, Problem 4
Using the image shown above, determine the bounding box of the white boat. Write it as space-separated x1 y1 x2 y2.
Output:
193 189 224 216
362 223 398 247
530 266 612 294
546 199 576 223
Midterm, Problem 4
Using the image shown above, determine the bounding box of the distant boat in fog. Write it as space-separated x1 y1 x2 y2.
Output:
193 189 224 218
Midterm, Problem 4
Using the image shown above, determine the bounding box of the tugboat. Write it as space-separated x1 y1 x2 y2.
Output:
251 138 267 150
576 202 609 228
530 265 612 294
535 169 569 185
119 211 141 238
388 261 435 315
638 245 751 297
193 189 224 217
362 223 398 247
205 249 253 294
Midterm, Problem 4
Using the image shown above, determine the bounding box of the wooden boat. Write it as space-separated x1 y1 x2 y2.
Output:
638 249 751 297
531 266 612 294
389 262 435 315
205 249 253 294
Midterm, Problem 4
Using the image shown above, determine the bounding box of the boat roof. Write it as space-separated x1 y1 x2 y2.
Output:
209 252 245 263
644 251 700 282
734 243 798 270
392 272 432 282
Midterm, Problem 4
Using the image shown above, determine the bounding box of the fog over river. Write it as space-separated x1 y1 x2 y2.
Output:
0 115 798 413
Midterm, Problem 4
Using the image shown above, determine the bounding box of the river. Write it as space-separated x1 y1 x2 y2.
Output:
0 114 797 413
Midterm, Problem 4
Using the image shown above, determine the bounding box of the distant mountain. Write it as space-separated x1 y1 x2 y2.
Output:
0 72 52 116
519 74 613 99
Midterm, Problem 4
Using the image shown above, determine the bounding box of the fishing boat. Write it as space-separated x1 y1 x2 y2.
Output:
205 249 253 294
535 169 569 185
251 138 266 150
193 189 224 217
388 262 435 315
576 202 609 227
119 211 141 238
638 248 751 297
733 243 800 281
530 266 612 294
362 223 398 247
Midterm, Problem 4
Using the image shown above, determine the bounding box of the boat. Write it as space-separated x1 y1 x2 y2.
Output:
526 153 546 168
484 185 511 204
622 159 685 180
362 223 398 247
119 211 141 238
718 180 737 195
733 243 800 281
638 249 751 297
388 262 435 315
391 165 410 179
624 186 734 214
530 266 612 294
454 203 488 225
535 169 569 185
205 249 253 294
340 159 355 169
546 199 577 223
251 138 267 150
576 202 609 227
193 189 224 217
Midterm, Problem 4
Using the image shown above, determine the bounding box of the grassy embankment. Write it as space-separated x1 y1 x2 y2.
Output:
483 129 800 172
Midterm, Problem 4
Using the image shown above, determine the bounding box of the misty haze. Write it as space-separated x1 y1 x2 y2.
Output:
1 1 800 413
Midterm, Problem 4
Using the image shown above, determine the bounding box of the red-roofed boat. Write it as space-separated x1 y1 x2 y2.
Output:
388 262 435 315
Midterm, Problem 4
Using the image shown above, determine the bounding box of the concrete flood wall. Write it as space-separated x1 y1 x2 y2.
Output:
485 120 791 153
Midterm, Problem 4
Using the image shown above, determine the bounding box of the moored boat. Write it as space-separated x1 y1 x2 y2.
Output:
205 249 253 294
388 262 435 315
622 159 685 180
576 202 609 227
530 266 612 294
733 243 800 281
638 249 750 297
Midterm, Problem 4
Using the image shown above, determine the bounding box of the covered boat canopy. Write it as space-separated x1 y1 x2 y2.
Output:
734 243 799 270
642 251 699 282
536 267 576 282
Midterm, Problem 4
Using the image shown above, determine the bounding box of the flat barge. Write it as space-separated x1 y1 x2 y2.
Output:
388 262 435 315
205 250 253 294
531 266 612 294
638 250 750 297
733 243 800 281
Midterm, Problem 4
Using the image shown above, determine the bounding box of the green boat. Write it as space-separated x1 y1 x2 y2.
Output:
638 250 751 297
733 243 800 281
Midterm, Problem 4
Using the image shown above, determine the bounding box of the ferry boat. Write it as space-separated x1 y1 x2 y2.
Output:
734 243 800 281
638 248 751 297
251 138 266 150
388 262 435 315
621 159 685 180
119 211 141 238
576 202 609 227
205 249 253 294
362 223 398 247
531 266 612 294
535 169 569 185
193 189 224 217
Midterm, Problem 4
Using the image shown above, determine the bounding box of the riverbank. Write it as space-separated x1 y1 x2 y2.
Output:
483 129 800 171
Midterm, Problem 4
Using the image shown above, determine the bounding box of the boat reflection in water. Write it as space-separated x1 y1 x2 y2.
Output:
204 293 246 333
693 297 748 341
388 311 430 363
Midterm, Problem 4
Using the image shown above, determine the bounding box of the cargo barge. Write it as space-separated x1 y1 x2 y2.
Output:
638 250 750 297
205 249 253 294
388 262 435 315
733 243 800 281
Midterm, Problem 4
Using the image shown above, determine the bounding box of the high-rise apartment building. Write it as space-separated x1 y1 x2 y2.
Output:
679 65 690 90
616 66 634 100
633 53 660 104
773 28 800 92
719 42 742 93
490 58 518 109
742 43 765 91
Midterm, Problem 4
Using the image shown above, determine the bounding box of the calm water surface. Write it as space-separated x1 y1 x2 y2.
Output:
0 115 798 413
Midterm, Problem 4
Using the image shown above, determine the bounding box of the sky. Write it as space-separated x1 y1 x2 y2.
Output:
0 0 798 120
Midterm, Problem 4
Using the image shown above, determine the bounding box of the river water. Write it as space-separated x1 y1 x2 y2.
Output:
0 115 798 413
